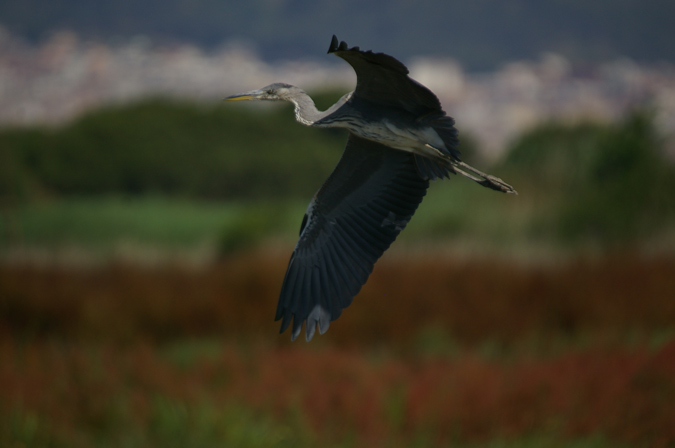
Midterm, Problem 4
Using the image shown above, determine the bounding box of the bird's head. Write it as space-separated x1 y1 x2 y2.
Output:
224 83 298 102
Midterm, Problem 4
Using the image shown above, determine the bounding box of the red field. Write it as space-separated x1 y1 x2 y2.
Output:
1 251 675 447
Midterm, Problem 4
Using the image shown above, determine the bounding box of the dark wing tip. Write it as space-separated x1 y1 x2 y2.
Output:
328 35 339 53
327 36 409 79
327 35 358 54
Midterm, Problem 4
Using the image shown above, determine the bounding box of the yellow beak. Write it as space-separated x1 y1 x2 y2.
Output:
224 94 253 101
223 89 264 101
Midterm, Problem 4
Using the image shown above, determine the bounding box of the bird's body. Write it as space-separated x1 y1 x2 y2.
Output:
226 36 516 341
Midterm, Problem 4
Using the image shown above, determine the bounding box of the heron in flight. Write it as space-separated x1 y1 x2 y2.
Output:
226 35 516 341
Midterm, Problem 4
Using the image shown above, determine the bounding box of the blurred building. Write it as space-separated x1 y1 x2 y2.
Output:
1 26 674 158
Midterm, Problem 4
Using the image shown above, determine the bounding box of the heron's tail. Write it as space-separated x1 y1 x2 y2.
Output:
415 142 517 194
449 159 517 194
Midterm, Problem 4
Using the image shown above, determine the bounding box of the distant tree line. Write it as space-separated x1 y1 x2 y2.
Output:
1 97 673 245
502 112 675 244
0 94 347 202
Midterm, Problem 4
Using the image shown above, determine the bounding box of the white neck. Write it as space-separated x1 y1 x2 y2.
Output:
288 91 324 126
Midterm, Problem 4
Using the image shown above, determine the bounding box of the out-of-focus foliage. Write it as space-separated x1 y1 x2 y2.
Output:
1 257 674 446
3 255 674 346
217 205 287 256
502 112 675 245
0 94 346 201
2 100 675 448
1 99 674 251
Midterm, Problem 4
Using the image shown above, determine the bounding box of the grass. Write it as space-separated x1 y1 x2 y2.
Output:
3 399 633 448
4 196 242 247
402 178 537 243
2 251 675 446
5 399 312 448
1 181 560 259
3 251 675 346
1 189 674 447
0 196 312 258
1 339 671 447
2 169 674 260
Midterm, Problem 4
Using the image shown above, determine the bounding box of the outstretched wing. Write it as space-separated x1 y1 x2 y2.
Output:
276 135 429 341
328 35 461 167
328 35 443 117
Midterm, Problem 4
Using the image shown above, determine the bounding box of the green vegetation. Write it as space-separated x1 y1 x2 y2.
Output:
0 196 309 251
4 400 313 448
0 94 345 201
5 196 238 247
502 112 675 245
1 328 670 447
1 98 674 255
2 99 675 447
3 402 632 448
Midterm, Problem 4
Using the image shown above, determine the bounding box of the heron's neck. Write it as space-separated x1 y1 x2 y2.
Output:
288 91 324 126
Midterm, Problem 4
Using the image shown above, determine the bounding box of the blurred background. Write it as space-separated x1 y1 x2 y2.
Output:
1 1 675 447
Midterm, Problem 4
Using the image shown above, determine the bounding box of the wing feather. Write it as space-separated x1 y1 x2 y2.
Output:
328 35 443 117
276 135 429 340
331 226 370 280
328 35 462 168
321 240 355 307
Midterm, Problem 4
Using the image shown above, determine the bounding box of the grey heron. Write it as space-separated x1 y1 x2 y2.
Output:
225 35 516 341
